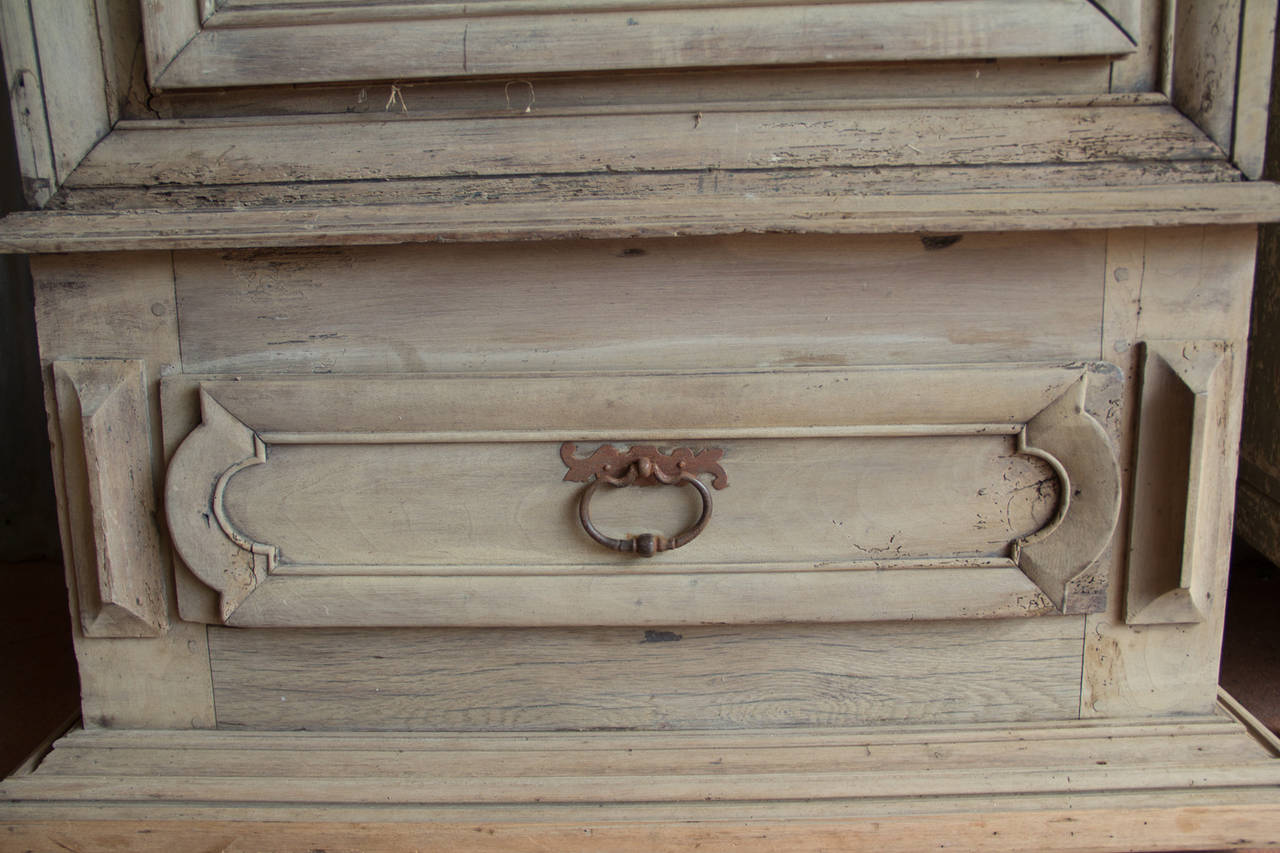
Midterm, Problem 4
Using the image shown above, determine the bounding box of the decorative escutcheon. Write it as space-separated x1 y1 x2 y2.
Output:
561 443 727 556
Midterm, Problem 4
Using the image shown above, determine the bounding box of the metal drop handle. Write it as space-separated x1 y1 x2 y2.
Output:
576 456 714 557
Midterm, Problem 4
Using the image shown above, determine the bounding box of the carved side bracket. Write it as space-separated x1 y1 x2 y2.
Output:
1012 373 1122 614
164 388 275 622
53 359 168 637
1124 340 1227 625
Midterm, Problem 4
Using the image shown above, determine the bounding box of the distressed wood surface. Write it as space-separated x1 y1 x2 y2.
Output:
48 161 1243 214
6 184 1280 254
160 363 1119 626
1084 225 1257 718
3 711 1279 851
0 0 57 206
1232 0 1279 178
52 359 167 638
145 0 1135 90
205 620 1086 730
145 62 1118 120
172 233 1104 375
67 105 1223 188
1125 340 1228 625
1171 0 1243 158
31 253 216 730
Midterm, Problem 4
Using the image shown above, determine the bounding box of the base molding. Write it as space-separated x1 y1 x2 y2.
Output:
3 695 1279 852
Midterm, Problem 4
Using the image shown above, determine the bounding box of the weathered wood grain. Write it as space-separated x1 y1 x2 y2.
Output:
6 184 1279 254
30 252 216 730
67 105 1223 189
146 62 1118 120
1125 340 1227 624
172 233 1104 374
52 359 167 638
1232 0 1279 178
1171 0 1243 158
47 161 1244 214
146 0 1135 90
1084 225 1256 718
206 619 1086 730
6 711 1278 849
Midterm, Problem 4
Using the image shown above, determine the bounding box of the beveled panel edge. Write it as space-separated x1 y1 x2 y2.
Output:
1125 340 1228 625
51 359 168 637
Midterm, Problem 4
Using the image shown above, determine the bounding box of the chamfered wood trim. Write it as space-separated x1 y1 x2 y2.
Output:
145 0 1136 90
1125 340 1229 625
3 183 1280 253
52 359 168 638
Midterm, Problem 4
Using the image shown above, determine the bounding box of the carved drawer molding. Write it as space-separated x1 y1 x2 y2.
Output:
161 364 1122 628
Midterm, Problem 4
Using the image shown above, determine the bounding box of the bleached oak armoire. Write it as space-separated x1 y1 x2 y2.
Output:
4 0 1280 848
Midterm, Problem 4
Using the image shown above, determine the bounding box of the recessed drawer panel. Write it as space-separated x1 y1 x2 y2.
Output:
162 363 1122 627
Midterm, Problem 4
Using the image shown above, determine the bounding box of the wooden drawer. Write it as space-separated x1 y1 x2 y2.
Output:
158 362 1123 627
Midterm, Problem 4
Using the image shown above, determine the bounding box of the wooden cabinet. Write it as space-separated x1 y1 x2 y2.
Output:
2 0 1280 849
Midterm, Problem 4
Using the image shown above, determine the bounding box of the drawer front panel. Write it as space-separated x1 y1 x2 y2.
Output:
163 363 1121 627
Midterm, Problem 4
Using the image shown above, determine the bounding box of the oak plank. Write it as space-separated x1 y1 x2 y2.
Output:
1232 0 1278 178
173 233 1105 374
5 184 1280 254
4 806 1280 853
65 105 1222 188
205 620 1085 730
149 0 1135 89
1083 225 1256 718
47 161 1244 214
30 252 216 730
147 62 1117 120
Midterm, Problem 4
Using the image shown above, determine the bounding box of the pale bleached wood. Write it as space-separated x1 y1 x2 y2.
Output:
204 620 1084 730
1094 0 1142 42
226 564 1058 626
0 0 113 204
48 161 1244 215
5 184 1280 254
1232 0 1278 178
1171 0 1242 156
161 363 1119 626
4 804 1280 853
1013 372 1122 613
65 105 1222 189
138 0 199 88
207 0 1139 29
1106 0 1164 92
146 61 1117 120
26 0 111 186
5 714 1280 852
52 359 167 637
220 437 1052 569
147 0 1135 90
1125 340 1228 624
172 234 1104 376
35 733 1266 779
46 714 1242 751
1083 225 1256 718
0 0 57 207
30 252 216 730
16 762 1280 805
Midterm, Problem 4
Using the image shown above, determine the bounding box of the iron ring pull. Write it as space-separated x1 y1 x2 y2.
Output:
577 457 713 557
